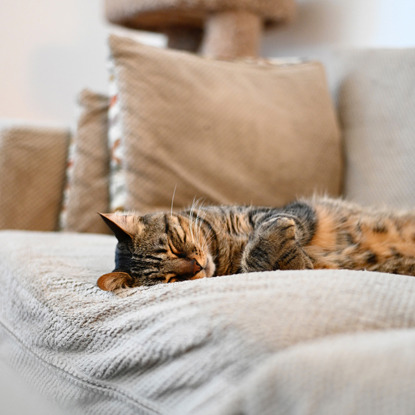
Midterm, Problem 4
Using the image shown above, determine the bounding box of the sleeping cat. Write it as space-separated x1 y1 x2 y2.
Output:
97 197 415 291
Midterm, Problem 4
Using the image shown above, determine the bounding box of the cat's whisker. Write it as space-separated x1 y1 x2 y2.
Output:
189 213 195 244
197 222 216 253
170 184 177 218
200 237 211 252
188 197 201 244
194 212 201 240
192 199 206 243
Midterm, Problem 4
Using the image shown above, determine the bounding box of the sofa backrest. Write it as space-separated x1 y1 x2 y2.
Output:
324 48 415 209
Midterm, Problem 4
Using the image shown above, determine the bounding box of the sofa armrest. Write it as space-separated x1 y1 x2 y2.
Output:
0 124 70 231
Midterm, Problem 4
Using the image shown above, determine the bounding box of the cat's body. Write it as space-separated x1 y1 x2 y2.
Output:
98 197 415 291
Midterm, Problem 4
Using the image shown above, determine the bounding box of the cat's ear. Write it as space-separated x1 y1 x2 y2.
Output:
97 272 134 291
99 213 137 242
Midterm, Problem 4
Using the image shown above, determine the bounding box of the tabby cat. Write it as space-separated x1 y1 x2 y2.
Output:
97 197 415 291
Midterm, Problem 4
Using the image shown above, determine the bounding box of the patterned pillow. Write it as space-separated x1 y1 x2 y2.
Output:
60 89 111 233
108 59 125 212
108 34 343 213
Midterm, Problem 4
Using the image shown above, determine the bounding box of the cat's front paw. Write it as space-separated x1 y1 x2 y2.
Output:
241 216 313 273
263 216 296 239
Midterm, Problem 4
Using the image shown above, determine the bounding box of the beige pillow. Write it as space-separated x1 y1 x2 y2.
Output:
61 89 111 234
109 34 342 213
0 125 69 231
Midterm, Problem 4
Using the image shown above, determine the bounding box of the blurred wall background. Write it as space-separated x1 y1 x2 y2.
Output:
0 0 414 127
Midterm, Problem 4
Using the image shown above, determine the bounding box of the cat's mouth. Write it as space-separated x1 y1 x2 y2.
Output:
165 255 215 283
203 254 215 278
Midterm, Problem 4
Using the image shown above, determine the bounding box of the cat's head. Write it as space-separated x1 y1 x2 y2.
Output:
97 212 215 291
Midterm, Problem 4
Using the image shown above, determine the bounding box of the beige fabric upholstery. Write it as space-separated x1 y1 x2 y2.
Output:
0 126 69 231
331 49 415 209
212 329 415 415
63 89 111 234
109 34 342 213
2 230 415 414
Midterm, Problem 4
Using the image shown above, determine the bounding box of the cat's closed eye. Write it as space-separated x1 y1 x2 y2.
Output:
168 241 186 258
98 211 216 290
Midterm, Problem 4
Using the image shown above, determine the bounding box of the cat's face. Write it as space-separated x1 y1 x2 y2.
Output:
97 212 215 291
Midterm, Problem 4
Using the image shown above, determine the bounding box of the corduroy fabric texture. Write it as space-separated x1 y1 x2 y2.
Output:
61 89 111 234
109 34 343 213
105 0 296 29
333 49 415 209
2 231 415 414
0 126 69 231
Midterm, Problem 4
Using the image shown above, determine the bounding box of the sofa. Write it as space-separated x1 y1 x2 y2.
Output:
1 31 415 415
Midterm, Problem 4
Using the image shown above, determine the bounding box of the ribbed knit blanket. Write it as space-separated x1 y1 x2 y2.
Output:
1 230 415 414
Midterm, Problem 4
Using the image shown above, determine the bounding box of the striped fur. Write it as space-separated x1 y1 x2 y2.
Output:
98 197 415 290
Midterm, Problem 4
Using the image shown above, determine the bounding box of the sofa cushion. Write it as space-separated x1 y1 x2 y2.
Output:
2 230 415 414
0 125 69 231
60 89 111 234
108 34 342 213
327 49 415 209
211 329 415 415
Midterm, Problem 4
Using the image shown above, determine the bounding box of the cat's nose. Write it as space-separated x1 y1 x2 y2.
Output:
192 259 202 275
171 258 203 278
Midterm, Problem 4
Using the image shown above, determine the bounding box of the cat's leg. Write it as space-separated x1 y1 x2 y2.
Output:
241 216 314 273
370 257 415 277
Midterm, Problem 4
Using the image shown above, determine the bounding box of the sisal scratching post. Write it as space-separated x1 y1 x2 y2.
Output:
202 10 262 59
105 0 297 58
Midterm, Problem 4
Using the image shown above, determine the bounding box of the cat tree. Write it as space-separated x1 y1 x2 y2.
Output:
105 0 297 59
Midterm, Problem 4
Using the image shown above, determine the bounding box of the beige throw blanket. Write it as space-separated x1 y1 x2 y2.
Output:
1 230 415 414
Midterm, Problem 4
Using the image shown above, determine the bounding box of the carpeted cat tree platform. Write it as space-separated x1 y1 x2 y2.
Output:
105 0 296 58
